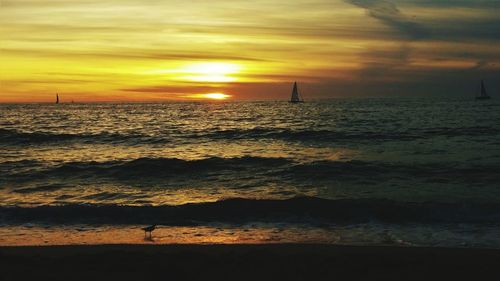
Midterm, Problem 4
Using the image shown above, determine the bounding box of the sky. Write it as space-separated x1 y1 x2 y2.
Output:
0 0 499 102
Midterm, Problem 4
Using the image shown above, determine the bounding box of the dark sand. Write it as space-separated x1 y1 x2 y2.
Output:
1 244 499 281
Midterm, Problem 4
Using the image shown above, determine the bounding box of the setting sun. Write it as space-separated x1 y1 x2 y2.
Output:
184 93 232 100
204 93 231 99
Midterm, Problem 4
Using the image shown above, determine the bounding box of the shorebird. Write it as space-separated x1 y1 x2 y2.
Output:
142 224 157 239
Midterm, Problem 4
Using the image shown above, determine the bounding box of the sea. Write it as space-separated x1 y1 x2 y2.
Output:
1 98 499 247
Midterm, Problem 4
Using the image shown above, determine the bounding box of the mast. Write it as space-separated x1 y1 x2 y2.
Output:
481 80 488 97
56 94 59 104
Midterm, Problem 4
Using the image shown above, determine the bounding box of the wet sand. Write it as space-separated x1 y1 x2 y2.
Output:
1 244 499 281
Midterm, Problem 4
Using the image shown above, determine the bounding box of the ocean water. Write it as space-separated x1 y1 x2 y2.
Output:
1 98 500 247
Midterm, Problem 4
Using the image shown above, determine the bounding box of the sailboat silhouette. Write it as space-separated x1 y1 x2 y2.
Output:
56 94 59 104
476 80 491 100
289 82 304 103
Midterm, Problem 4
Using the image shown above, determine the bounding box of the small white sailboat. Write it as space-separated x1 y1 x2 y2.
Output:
289 82 304 103
476 80 491 100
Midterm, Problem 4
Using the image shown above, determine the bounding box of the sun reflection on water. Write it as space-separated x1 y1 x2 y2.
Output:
0 225 340 246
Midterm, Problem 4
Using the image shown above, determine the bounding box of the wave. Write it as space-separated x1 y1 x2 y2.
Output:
279 160 498 179
0 128 165 145
202 128 418 142
1 197 499 225
3 157 500 186
206 126 500 142
2 125 499 145
2 156 292 181
12 184 67 194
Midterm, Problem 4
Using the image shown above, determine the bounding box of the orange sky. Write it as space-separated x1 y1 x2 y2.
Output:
1 0 499 102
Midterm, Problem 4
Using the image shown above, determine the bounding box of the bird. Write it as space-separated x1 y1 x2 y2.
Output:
141 224 157 239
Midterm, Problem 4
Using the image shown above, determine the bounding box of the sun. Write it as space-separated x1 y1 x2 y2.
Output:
184 92 232 100
204 93 231 100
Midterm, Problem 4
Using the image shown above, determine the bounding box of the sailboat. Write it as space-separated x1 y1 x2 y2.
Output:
56 94 60 104
476 80 491 100
289 81 304 103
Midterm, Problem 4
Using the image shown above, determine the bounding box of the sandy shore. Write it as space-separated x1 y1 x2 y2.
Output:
1 244 499 281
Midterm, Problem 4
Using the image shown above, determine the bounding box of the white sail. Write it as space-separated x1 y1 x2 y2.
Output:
481 80 488 97
290 82 302 103
476 80 491 100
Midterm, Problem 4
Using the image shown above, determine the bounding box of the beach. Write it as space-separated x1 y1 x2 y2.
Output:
1 244 499 280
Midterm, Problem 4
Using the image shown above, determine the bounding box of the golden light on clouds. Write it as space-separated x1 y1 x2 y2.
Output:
146 62 242 83
179 62 241 83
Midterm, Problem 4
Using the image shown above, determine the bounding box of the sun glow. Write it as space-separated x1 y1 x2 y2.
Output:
179 62 241 82
205 93 231 99
185 93 232 100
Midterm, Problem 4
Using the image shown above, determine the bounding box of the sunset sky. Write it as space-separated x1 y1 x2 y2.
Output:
1 0 499 102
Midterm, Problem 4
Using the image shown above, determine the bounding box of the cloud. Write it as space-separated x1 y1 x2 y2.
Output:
346 0 429 40
357 44 412 80
470 60 488 70
0 47 266 62
397 0 499 8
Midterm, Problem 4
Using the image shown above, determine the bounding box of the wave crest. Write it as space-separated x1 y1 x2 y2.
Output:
1 197 499 225
2 125 499 145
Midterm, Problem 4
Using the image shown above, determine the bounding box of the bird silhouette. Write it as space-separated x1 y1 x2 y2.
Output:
142 224 157 240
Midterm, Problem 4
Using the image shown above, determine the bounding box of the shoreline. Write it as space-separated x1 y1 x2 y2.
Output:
2 244 499 280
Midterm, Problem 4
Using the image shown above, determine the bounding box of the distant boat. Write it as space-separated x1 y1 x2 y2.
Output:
476 80 491 100
290 81 304 103
56 94 59 104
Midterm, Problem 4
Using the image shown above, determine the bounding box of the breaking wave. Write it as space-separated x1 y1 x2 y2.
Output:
1 197 499 225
